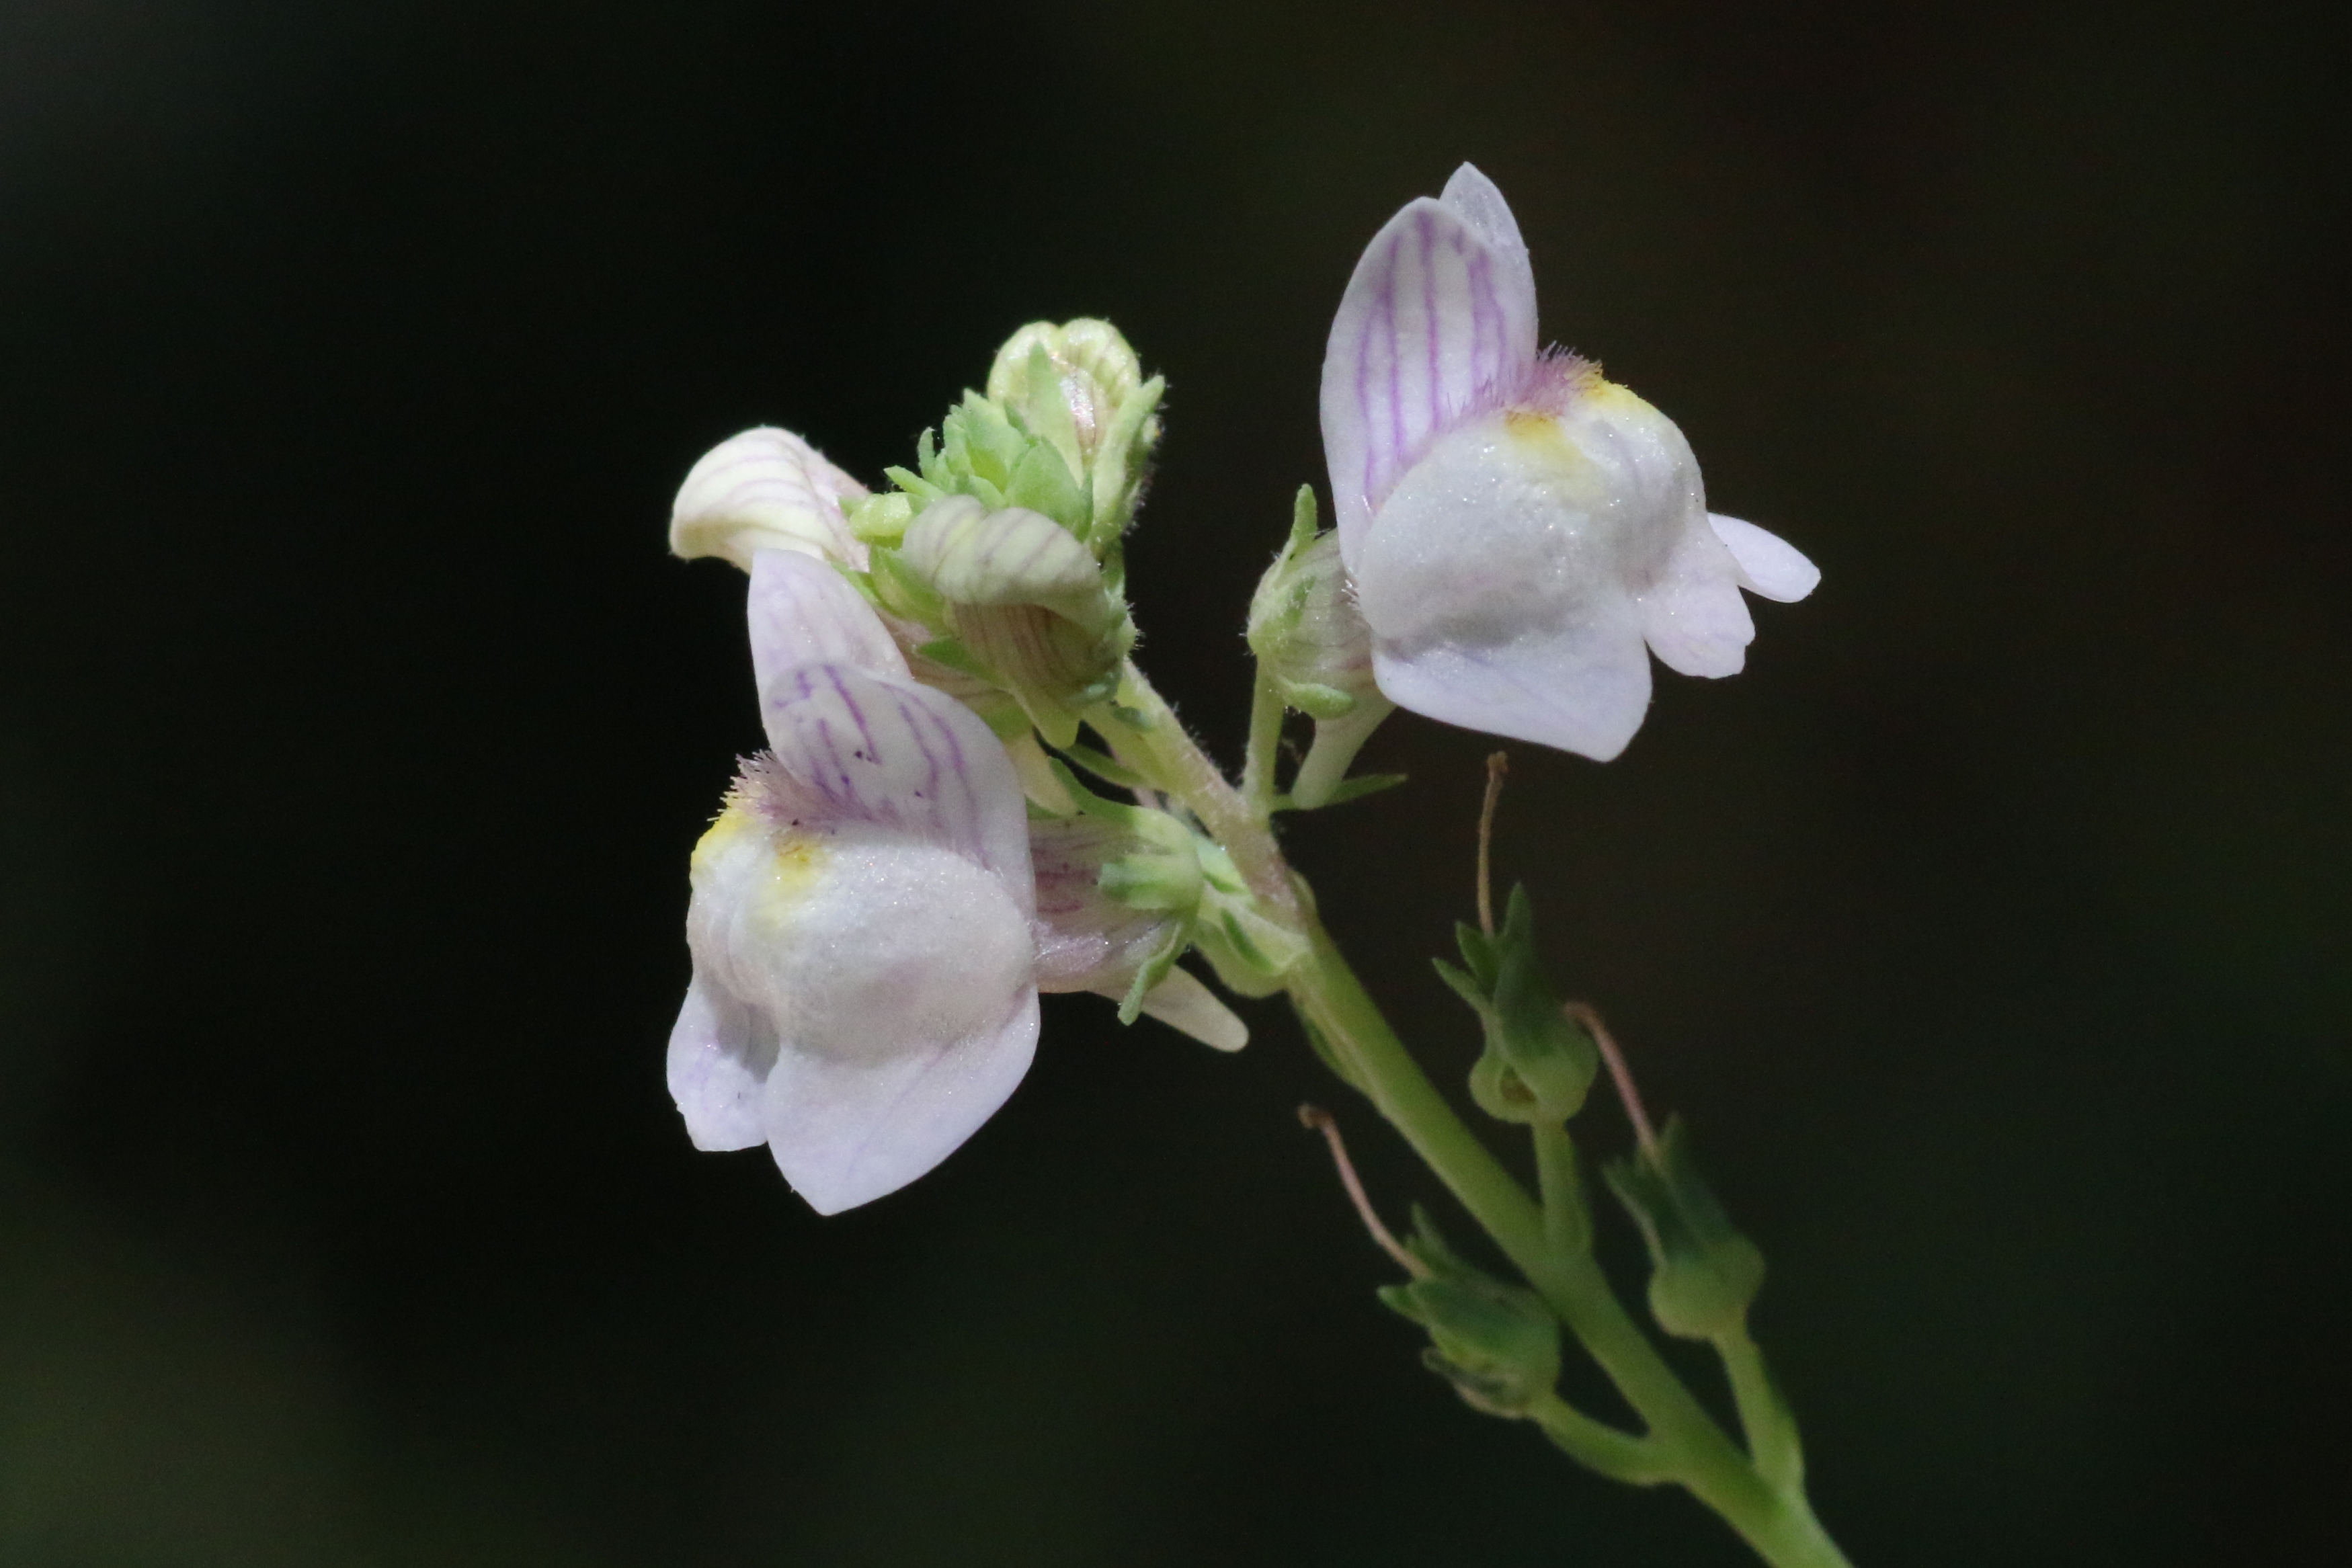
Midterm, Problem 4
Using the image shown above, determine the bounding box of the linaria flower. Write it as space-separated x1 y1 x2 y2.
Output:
666 548 1038 1213
1321 164 1820 761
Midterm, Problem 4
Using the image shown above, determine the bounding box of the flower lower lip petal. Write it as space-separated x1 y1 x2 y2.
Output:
762 989 1041 1215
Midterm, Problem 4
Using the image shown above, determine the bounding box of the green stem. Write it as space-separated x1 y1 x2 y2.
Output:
1130 669 1853 1568
1289 694 1395 811
1527 1393 1669 1485
1240 669 1287 818
1289 930 1853 1568
1532 1122 1593 1255
1717 1321 1806 1495
1094 663 1297 916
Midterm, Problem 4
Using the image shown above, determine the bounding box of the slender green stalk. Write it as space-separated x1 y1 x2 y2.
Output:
1102 659 1854 1568
1288 925 1853 1568
1716 1323 1806 1495
1093 665 1295 915
1240 669 1287 817
1532 1122 1592 1255
1527 1392 1669 1484
1289 694 1394 811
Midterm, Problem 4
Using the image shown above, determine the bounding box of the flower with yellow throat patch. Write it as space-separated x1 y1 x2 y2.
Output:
1321 164 1820 761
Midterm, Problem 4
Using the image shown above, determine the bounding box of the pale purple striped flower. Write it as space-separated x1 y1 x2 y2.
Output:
1322 165 1820 761
666 549 1038 1212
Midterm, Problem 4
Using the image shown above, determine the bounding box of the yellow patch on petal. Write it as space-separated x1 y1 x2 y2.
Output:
1500 408 1583 463
692 800 832 919
689 799 764 876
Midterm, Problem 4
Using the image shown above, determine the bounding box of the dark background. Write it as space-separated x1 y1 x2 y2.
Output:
3 1 2345 1563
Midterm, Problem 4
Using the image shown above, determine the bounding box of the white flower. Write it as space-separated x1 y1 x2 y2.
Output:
670 426 870 571
666 548 1037 1212
1321 165 1820 761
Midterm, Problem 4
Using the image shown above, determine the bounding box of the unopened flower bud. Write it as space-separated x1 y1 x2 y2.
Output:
896 497 1133 745
1248 527 1378 718
1247 488 1397 810
987 319 1144 462
984 319 1163 540
900 498 1120 632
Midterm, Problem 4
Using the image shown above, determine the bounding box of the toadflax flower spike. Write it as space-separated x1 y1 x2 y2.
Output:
667 548 1039 1212
1321 164 1819 761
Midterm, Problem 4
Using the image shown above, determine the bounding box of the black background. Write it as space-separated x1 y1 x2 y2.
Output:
2 1 2347 1563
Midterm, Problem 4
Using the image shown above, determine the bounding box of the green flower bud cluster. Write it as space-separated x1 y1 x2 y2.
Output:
1380 1210 1564 1419
1434 886 1600 1124
1605 1120 1768 1341
847 320 1164 747
1047 751 1307 995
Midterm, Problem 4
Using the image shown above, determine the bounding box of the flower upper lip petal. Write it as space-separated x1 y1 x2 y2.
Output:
1320 161 1540 569
760 661 1035 909
670 425 870 570
748 548 911 690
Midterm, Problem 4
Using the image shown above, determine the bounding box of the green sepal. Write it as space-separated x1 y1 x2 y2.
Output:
939 393 1030 493
844 491 916 544
1604 1118 1767 1342
1192 903 1303 999
1011 341 1087 484
1379 1208 1563 1419
1488 886 1600 1120
1273 772 1406 812
1053 741 1145 789
914 636 991 681
1454 923 1500 995
1114 922 1190 1026
1088 372 1164 544
1043 758 1150 827
1279 680 1357 720
911 428 950 492
1285 482 1319 550
1004 441 1090 536
1096 845 1204 914
1431 956 1489 1016
973 691 1036 741
868 546 947 626
1018 689 1083 751
1192 839 1248 897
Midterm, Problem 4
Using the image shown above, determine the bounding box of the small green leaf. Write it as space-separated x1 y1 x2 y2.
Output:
1431 956 1490 1015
